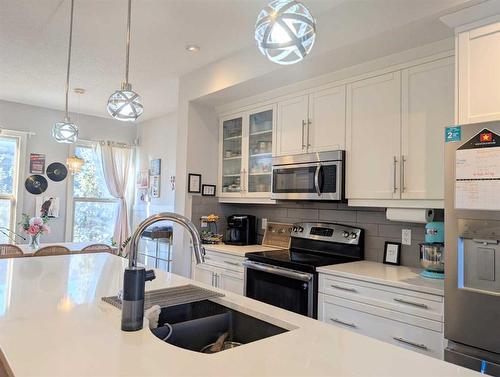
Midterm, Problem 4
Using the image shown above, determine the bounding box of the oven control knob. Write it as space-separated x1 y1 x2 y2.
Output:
350 232 357 239
298 226 304 233
343 231 350 238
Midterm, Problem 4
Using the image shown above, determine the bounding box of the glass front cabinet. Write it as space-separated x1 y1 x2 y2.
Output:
218 105 276 201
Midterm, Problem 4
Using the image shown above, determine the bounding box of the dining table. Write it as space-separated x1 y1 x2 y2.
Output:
18 241 117 255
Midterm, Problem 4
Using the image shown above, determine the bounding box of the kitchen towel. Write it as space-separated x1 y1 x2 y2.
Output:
386 208 434 224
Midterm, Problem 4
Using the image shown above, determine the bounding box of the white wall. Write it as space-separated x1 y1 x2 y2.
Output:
0 99 136 243
133 112 178 228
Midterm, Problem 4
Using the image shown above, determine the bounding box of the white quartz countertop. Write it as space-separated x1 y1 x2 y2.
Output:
203 243 281 256
317 261 445 296
0 253 475 376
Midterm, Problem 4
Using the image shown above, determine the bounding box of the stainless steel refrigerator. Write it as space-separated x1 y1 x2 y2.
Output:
445 121 500 376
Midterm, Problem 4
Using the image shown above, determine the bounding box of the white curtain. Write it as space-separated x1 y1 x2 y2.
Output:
98 141 133 254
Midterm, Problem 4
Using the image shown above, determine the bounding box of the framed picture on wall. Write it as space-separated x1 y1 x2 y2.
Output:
383 241 401 265
150 159 161 176
35 196 60 218
150 175 160 198
188 174 201 193
202 184 216 196
29 153 46 174
136 170 149 189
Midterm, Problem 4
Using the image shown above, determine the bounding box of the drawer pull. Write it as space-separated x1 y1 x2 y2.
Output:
393 298 428 309
330 318 357 328
392 337 428 350
330 284 357 293
224 261 240 266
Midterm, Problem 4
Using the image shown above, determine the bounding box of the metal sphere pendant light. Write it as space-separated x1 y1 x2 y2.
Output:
52 0 79 144
107 0 143 122
255 0 316 65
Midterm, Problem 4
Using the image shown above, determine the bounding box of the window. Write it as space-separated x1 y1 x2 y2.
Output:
0 136 20 244
72 145 118 243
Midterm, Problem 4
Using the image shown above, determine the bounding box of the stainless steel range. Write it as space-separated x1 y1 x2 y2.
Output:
244 222 364 318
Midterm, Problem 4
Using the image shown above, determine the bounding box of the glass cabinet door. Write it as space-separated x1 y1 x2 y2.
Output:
221 117 243 194
247 109 273 194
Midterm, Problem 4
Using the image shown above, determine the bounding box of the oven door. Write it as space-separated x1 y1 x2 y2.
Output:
243 261 316 318
271 161 342 200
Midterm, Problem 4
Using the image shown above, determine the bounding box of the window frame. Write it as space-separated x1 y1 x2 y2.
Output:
0 129 27 240
65 141 119 242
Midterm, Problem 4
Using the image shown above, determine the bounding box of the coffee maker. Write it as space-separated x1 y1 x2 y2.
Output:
226 215 256 245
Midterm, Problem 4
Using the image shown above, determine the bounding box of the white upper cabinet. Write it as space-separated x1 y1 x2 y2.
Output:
457 22 500 124
308 85 346 152
401 57 454 200
276 95 309 156
346 72 402 200
276 85 346 156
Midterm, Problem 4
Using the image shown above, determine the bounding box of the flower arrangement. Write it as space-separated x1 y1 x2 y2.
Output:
19 214 51 236
19 214 50 250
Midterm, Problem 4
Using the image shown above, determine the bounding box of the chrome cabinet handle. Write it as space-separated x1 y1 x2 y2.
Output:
307 119 311 149
214 273 219 288
330 318 357 328
393 156 398 193
301 120 306 150
330 284 357 293
393 337 428 350
314 163 322 197
224 260 240 266
401 156 406 193
393 298 428 309
211 272 215 287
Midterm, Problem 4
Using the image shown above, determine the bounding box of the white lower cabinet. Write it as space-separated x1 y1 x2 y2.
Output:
318 274 445 360
192 250 244 295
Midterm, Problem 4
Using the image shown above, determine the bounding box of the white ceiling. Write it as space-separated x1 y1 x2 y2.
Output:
0 0 478 122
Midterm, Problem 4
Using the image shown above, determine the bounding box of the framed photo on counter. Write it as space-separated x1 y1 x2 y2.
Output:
188 173 201 193
383 241 401 265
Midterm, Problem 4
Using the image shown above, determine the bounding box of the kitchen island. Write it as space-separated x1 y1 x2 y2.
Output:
0 253 479 376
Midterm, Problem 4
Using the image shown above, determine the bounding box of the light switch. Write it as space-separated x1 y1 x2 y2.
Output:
262 218 268 230
402 229 412 245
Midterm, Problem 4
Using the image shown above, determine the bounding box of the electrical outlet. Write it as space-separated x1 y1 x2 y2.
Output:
262 218 268 230
402 229 412 245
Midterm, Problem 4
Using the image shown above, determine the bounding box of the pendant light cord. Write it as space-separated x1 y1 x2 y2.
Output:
125 0 132 85
64 0 75 120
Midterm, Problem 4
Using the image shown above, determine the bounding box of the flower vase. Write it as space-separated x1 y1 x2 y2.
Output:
28 234 41 251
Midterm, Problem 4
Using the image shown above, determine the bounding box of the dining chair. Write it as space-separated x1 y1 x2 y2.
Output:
0 244 24 257
34 245 70 257
81 244 113 253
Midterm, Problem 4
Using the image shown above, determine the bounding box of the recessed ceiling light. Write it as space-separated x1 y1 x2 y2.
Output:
186 45 200 52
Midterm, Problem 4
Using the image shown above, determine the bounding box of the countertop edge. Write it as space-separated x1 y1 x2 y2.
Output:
316 264 444 297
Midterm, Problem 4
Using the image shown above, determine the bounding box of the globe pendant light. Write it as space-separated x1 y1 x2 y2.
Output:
52 0 79 144
255 0 316 65
107 0 143 122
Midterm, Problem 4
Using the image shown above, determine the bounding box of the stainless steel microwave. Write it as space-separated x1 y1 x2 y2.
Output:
271 150 345 201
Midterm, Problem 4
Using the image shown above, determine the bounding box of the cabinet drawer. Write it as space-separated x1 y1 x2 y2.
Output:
319 274 443 322
319 294 444 359
202 250 244 272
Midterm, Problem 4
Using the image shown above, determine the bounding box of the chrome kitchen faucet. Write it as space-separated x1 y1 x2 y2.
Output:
121 212 205 331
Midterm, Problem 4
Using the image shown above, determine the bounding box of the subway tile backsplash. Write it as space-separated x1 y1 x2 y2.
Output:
191 196 437 269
